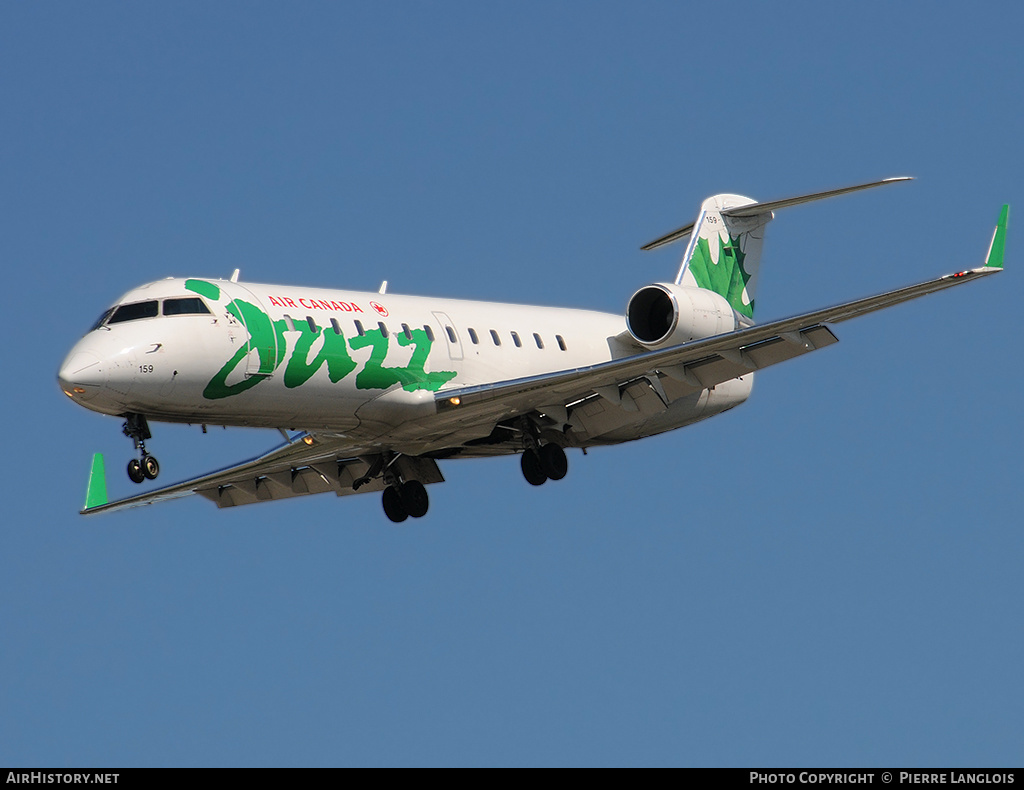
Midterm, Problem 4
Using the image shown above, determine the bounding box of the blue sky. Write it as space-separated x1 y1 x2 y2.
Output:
3 1 1021 767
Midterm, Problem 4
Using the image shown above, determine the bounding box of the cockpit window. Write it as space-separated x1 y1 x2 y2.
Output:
163 297 211 316
91 308 115 331
108 300 159 324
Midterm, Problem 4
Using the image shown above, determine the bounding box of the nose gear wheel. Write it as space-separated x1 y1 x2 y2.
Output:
127 459 145 484
122 413 159 483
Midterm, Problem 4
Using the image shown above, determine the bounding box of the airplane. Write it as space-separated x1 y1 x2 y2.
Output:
58 177 1008 522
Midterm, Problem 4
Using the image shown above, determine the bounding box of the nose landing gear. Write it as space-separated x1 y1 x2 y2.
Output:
122 413 159 484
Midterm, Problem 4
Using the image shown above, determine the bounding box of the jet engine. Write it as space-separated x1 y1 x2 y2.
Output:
625 283 738 349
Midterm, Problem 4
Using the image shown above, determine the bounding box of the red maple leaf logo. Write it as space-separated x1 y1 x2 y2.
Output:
369 301 388 317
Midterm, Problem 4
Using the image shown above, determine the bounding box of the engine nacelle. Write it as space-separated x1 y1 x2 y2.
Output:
625 283 738 349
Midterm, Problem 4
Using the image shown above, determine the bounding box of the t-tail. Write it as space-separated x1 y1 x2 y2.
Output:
641 177 914 321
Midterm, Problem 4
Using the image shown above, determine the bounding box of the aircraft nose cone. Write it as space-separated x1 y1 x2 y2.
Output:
58 351 104 400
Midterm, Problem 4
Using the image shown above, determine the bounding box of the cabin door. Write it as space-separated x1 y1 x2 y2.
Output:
221 283 280 378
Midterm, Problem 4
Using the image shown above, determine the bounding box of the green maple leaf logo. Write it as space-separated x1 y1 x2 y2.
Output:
687 231 754 318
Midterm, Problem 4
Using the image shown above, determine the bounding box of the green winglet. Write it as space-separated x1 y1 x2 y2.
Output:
84 453 108 510
985 204 1009 268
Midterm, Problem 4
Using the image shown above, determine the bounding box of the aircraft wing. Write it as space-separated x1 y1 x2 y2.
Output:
80 435 444 515
433 221 1006 431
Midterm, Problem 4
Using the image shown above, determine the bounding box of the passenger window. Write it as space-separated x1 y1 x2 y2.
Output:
534 333 544 349
163 297 211 316
445 326 457 343
468 328 479 344
378 322 389 338
354 320 365 336
490 330 501 346
330 318 342 335
283 315 296 332
401 323 412 340
423 325 434 342
108 301 159 324
556 335 567 351
511 331 522 348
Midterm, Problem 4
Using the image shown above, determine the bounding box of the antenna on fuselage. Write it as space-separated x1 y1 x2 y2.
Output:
230 269 240 283
378 281 387 294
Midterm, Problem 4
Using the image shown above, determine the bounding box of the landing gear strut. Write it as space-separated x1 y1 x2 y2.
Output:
122 413 159 484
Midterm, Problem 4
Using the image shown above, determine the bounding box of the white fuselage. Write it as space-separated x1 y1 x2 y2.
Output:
58 277 752 457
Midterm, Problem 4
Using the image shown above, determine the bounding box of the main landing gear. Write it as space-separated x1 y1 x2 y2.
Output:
517 415 570 486
381 480 429 524
122 413 159 484
353 453 431 524
520 443 568 486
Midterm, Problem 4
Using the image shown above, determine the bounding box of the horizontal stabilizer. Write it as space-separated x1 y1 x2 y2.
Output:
640 221 697 252
722 177 913 217
641 177 912 250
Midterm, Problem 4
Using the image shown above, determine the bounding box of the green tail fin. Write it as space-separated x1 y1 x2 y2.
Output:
84 453 108 510
985 205 1009 269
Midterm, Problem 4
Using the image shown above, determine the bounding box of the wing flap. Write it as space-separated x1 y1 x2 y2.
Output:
686 326 839 383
